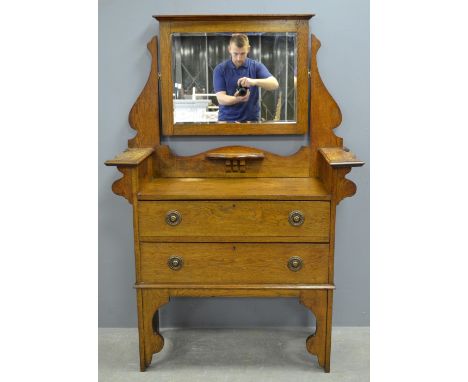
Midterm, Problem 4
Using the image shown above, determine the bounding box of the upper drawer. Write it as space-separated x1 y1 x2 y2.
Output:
138 201 330 241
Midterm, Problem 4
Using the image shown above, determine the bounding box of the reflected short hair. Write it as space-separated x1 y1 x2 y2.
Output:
230 34 250 48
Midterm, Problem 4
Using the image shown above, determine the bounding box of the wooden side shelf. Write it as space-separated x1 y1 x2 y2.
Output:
105 148 154 166
318 147 364 168
206 146 265 173
205 146 265 160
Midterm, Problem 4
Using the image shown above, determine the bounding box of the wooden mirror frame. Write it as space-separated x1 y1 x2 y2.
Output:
156 14 312 136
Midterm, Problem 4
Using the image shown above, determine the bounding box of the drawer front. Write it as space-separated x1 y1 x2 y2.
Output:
138 201 330 241
140 243 329 284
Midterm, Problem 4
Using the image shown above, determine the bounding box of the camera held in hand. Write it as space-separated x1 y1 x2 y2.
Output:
236 85 248 97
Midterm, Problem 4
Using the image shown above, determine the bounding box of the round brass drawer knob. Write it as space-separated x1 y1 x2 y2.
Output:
165 210 182 226
168 256 183 270
288 256 303 272
288 210 305 226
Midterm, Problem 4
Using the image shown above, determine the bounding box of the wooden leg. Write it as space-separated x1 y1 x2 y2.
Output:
299 289 333 372
324 290 333 372
137 289 169 371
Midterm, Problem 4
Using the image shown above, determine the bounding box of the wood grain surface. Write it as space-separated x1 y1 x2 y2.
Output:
153 145 311 177
205 146 265 159
300 289 331 372
319 147 364 168
139 242 329 284
154 14 314 22
138 177 330 200
128 36 160 148
309 34 344 176
138 201 330 240
105 148 154 166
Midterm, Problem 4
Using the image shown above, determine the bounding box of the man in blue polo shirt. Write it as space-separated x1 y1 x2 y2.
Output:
213 34 279 122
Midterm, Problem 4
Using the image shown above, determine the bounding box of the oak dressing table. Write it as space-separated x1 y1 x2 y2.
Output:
105 14 363 372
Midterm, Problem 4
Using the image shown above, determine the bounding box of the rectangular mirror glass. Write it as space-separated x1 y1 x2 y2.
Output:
171 32 297 125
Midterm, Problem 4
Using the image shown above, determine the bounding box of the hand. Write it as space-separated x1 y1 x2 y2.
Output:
237 77 256 88
233 89 250 103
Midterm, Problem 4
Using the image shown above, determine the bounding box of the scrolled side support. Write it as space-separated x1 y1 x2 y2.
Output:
299 289 333 372
105 148 154 204
111 167 133 204
317 147 363 204
138 289 170 371
128 36 160 148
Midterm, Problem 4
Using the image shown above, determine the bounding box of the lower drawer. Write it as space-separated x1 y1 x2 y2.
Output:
139 242 329 284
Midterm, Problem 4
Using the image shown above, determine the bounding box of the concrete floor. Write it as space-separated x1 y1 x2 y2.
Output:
99 327 369 382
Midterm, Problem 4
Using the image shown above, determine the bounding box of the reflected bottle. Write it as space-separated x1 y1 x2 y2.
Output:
174 83 182 99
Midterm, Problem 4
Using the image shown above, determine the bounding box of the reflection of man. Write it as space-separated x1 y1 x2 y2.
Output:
213 34 279 122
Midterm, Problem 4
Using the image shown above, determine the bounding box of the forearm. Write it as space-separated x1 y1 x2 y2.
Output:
252 76 279 91
216 93 240 106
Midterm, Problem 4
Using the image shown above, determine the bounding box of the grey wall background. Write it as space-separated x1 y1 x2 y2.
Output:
99 0 369 327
